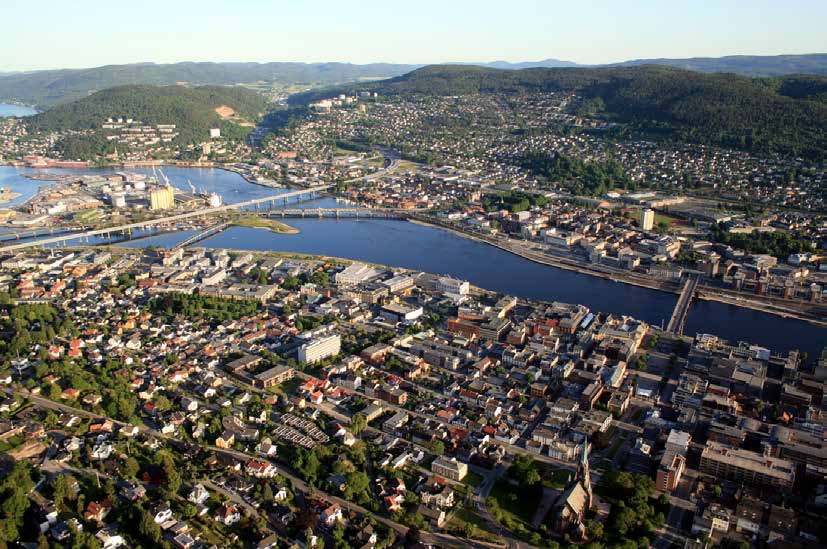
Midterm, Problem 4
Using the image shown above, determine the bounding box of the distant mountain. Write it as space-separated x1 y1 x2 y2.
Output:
28 84 270 159
293 64 827 159
3 54 826 108
0 61 420 107
610 54 827 77
478 59 580 70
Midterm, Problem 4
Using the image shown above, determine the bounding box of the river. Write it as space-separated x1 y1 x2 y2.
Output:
1 164 824 360
0 103 38 117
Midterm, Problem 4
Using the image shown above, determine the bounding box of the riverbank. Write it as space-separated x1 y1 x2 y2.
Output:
408 217 681 294
409 217 827 327
0 191 21 204
1 159 285 190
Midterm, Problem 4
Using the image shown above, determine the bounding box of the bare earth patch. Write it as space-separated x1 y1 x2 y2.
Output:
215 105 235 118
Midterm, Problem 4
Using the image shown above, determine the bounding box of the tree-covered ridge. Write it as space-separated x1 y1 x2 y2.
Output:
611 53 827 77
28 84 268 140
520 152 634 196
295 64 827 159
0 61 420 107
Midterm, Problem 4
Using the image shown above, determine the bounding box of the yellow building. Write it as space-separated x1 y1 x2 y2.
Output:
149 186 175 210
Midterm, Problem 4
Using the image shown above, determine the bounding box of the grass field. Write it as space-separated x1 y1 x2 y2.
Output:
393 160 419 173
232 214 299 234
447 507 501 543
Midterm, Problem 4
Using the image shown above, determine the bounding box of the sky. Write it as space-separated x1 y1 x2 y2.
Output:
3 0 827 71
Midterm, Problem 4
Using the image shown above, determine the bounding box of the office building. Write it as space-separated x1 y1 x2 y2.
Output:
298 335 341 364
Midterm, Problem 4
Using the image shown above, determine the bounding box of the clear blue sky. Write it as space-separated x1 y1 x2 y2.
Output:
4 0 826 71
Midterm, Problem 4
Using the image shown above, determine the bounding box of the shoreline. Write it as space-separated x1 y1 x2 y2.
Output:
407 217 827 327
1 159 283 190
5 160 823 327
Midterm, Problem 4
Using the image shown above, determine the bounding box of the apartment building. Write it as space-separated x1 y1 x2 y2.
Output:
298 335 342 364
700 442 795 489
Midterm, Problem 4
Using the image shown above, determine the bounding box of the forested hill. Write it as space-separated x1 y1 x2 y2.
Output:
611 54 827 77
28 85 268 139
0 61 419 107
294 65 827 159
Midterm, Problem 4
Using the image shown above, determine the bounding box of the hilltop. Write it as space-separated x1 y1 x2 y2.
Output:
27 84 269 159
611 53 827 77
0 61 419 107
291 64 827 159
3 54 827 108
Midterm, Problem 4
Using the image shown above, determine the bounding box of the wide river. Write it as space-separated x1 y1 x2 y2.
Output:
1 165 824 360
0 103 38 117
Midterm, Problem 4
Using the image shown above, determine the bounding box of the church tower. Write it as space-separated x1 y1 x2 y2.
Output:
577 439 593 510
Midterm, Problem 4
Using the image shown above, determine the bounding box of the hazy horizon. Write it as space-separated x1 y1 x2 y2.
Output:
3 0 827 72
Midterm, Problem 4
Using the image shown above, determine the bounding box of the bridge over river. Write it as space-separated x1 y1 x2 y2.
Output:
0 185 331 252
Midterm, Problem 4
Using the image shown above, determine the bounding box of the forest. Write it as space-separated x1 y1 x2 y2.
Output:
27 85 269 158
710 225 816 259
520 151 633 196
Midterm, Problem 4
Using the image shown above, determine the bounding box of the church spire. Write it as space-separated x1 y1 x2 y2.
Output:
579 439 593 509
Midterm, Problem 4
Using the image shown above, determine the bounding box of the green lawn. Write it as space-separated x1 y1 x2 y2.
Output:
541 468 570 489
393 160 419 173
447 507 501 543
489 479 541 526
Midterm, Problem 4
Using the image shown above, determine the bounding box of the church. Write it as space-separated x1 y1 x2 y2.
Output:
551 440 594 538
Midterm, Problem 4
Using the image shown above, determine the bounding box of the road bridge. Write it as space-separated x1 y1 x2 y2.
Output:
0 184 331 252
666 275 699 334
172 222 229 250
265 207 407 219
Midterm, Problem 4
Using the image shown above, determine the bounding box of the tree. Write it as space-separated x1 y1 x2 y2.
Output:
158 451 181 495
508 454 541 487
586 519 604 540
351 413 367 435
0 462 34 543
310 271 329 286
53 474 68 510
139 510 162 544
427 439 445 456
262 483 274 502
122 457 140 478
345 471 371 502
